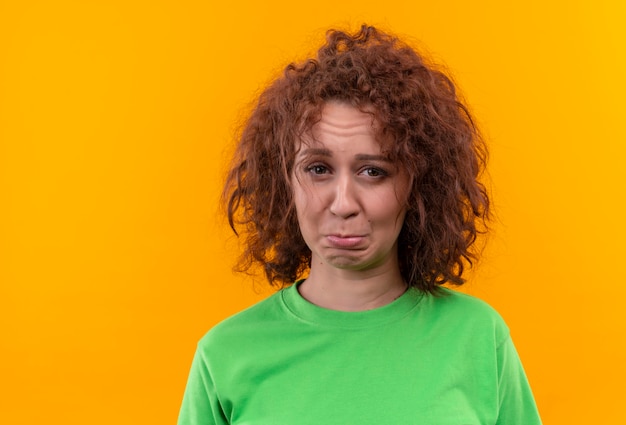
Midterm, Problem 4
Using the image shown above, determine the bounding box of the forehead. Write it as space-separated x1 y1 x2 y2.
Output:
297 102 384 150
316 102 376 131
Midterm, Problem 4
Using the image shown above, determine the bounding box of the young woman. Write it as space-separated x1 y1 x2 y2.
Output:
178 25 542 425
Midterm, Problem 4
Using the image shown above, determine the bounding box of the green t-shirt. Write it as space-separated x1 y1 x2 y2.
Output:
178 283 541 424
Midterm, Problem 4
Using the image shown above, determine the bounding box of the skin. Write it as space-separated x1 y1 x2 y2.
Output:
292 101 411 312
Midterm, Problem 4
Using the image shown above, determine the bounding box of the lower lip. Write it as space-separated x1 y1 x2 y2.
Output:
326 235 365 248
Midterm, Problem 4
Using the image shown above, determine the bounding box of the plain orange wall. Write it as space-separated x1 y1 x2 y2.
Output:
1 1 625 424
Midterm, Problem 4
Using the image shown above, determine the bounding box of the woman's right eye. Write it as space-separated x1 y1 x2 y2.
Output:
306 164 329 175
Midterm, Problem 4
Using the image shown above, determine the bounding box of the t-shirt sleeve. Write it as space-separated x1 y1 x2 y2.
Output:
177 346 229 425
495 335 542 425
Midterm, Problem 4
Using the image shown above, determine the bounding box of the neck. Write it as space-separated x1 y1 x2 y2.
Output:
298 261 407 312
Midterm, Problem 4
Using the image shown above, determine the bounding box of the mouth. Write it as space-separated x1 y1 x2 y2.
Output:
325 234 366 249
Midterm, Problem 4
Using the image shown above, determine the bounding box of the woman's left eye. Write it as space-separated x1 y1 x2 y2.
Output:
362 167 386 177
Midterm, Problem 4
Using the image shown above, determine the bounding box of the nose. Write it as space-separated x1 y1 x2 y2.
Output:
329 175 360 218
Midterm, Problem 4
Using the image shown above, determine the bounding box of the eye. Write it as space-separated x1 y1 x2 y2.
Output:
306 164 329 175
304 164 328 176
361 167 387 178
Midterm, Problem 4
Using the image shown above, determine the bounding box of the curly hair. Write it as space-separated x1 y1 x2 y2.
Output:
223 25 490 294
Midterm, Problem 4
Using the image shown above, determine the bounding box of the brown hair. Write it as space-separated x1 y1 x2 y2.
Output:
223 25 489 294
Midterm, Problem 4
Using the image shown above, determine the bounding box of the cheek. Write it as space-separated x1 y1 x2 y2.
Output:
292 178 324 213
293 195 316 246
395 208 408 230
292 184 316 231
373 191 408 230
292 185 308 215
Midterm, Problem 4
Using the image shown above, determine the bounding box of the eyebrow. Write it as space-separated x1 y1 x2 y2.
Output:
355 154 392 162
298 148 332 157
298 148 392 162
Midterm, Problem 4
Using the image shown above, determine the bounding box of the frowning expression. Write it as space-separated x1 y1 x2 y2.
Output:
292 102 410 273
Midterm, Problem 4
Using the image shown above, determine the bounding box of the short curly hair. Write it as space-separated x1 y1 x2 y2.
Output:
223 25 490 294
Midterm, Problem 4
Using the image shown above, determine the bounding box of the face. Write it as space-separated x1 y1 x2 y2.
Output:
292 102 410 273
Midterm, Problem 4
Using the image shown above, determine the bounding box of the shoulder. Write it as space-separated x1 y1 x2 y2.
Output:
197 288 287 351
420 288 510 343
430 287 501 314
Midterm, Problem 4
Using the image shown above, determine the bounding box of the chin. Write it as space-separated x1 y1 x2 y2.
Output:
323 254 366 269
324 254 385 271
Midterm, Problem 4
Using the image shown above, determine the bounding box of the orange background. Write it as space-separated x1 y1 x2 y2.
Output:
1 1 625 424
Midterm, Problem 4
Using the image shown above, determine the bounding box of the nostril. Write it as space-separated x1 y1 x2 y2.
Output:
329 190 360 218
